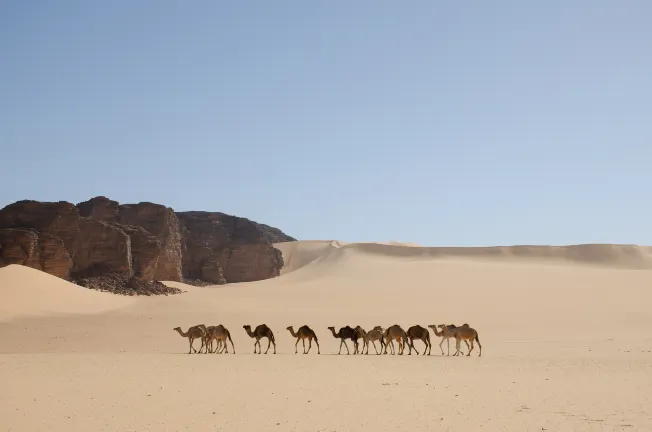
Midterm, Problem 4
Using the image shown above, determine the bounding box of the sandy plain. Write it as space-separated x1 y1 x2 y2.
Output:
1 240 652 431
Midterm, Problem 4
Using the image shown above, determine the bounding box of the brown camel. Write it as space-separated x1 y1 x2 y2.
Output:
362 326 385 355
205 325 236 354
428 324 469 356
353 326 367 354
383 324 409 355
286 325 320 354
243 324 276 354
451 324 482 357
173 324 207 354
327 326 357 355
406 325 432 355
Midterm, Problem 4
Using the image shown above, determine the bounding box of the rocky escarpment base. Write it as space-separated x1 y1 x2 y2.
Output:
73 274 184 296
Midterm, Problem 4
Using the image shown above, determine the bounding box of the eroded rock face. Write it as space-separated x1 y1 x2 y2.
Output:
0 196 294 292
117 203 183 282
177 211 284 284
118 225 161 280
0 201 132 279
0 228 72 279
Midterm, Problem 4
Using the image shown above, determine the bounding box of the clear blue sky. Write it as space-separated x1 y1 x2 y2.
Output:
1 1 651 246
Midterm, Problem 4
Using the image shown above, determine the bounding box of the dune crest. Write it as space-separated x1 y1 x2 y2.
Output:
274 240 652 275
0 264 133 322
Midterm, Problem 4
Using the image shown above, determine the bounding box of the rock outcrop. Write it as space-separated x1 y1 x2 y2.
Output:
0 228 72 279
116 202 183 282
0 196 295 294
177 211 285 284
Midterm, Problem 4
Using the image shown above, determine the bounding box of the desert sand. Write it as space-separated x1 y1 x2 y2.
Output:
1 240 652 431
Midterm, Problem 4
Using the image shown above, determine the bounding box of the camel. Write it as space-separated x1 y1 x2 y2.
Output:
353 326 367 354
406 325 432 355
383 324 409 355
173 324 207 354
362 326 386 355
451 324 482 357
286 325 320 354
204 325 235 354
327 326 357 355
243 324 276 354
428 324 470 356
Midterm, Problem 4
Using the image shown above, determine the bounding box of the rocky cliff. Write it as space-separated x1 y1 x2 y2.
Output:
0 196 295 295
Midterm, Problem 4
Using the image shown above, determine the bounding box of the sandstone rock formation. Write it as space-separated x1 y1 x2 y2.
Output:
0 196 295 294
178 211 285 284
0 228 72 279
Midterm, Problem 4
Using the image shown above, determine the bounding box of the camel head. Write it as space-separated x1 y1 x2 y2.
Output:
286 326 293 331
327 326 335 332
427 325 436 330
242 325 250 330
173 326 181 332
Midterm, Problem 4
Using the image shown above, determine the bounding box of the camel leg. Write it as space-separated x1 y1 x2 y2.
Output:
187 338 193 354
338 339 343 355
264 337 272 354
344 340 350 355
306 338 312 354
223 339 229 354
302 339 306 354
254 339 260 354
294 338 299 354
466 339 474 356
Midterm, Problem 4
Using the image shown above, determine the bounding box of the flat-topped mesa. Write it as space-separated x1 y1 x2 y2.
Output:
0 196 295 294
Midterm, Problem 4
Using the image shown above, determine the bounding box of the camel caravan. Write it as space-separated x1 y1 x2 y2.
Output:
173 323 481 357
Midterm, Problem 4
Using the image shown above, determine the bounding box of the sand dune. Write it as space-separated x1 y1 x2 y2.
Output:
276 240 652 272
0 264 133 321
1 240 652 431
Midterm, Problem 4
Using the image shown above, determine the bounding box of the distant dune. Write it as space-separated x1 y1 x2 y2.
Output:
274 240 652 274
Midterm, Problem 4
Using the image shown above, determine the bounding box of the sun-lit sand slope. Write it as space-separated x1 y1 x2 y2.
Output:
1 241 652 431
0 265 133 321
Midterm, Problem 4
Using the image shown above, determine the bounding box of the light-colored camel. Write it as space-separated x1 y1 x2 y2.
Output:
451 324 482 357
383 324 409 355
406 325 432 355
428 324 468 356
327 326 357 355
243 324 276 354
286 325 320 354
353 326 367 354
362 326 385 355
173 324 207 354
204 325 235 354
